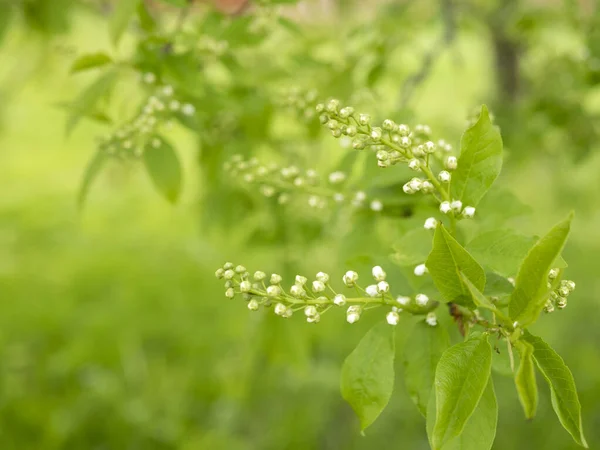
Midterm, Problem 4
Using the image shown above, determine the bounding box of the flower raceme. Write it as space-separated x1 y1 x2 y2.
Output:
215 262 438 325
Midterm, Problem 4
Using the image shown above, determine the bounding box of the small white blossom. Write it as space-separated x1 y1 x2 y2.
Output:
397 124 410 136
290 285 306 298
408 159 421 171
307 313 321 323
424 141 436 153
439 171 451 183
294 177 305 187
240 280 252 292
370 200 383 212
354 191 367 202
162 85 174 96
182 103 195 116
399 136 411 148
274 302 287 315
440 201 452 214
312 280 326 292
143 72 156 84
451 200 463 212
224 269 235 280
333 193 345 203
565 280 576 291
334 294 346 306
169 100 180 111
371 127 382 140
328 171 346 184
421 181 434 193
372 266 386 281
358 113 371 125
462 206 476 218
548 268 559 280
215 268 225 279
377 281 390 293
235 265 246 273
382 119 395 130
343 270 359 286
403 183 414 194
426 312 438 326
225 287 235 298
414 264 428 276
416 293 429 306
283 307 293 318
409 178 423 192
396 296 411 306
424 217 438 230
270 274 282 284
295 275 307 286
386 311 400 326
346 305 361 323
248 299 259 311
223 262 234 269
366 284 379 297
445 156 458 170
304 305 318 317
557 297 567 309
267 285 281 297
558 286 570 297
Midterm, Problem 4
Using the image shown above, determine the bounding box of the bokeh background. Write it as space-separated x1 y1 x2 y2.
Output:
0 0 599 448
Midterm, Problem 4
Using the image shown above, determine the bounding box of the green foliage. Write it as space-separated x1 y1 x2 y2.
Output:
340 322 395 433
402 320 450 416
430 333 492 449
109 0 141 46
142 137 182 204
452 105 503 207
509 213 573 326
426 225 485 306
514 340 538 419
70 52 113 74
77 150 108 208
524 333 588 447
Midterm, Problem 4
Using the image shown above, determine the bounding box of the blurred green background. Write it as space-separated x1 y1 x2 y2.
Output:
0 0 599 449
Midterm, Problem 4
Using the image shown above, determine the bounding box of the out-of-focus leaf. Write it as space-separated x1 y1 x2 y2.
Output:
78 151 108 209
137 1 157 32
109 0 141 46
391 228 433 266
143 136 183 203
70 52 113 74
341 322 395 433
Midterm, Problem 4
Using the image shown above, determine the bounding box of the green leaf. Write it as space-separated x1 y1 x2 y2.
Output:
514 341 538 419
391 228 433 266
466 230 537 278
452 105 503 207
340 322 395 432
431 333 492 449
523 333 588 448
509 213 573 326
483 272 514 297
143 136 183 204
157 0 188 6
66 70 118 135
70 52 113 74
427 379 497 450
109 0 141 46
78 151 108 209
402 320 450 416
460 274 501 316
426 225 486 305
137 1 157 32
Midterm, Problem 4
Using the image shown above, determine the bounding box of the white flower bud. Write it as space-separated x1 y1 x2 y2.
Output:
327 119 339 130
283 307 293 318
274 302 287 315
451 200 463 212
548 268 559 280
345 125 357 136
182 103 195 116
346 305 361 324
445 156 458 170
267 285 281 297
215 268 225 279
316 272 329 283
333 193 345 202
307 313 320 323
304 305 318 317
223 262 234 270
414 264 428 276
225 287 235 298
270 274 282 284
558 286 570 297
565 280 576 291
424 141 436 153
290 284 306 298
224 269 235 280
354 191 366 202
400 136 411 148
408 159 421 171
315 103 325 112
424 217 438 230
544 299 555 313
386 311 400 325
334 294 347 306
426 312 438 326
235 265 246 273
371 127 382 140
358 113 371 125
326 99 340 113
343 270 359 286
366 284 379 297
508 277 516 286
240 280 252 292
557 297 567 309
438 171 451 183
370 200 383 212
397 124 410 136
415 293 429 306
396 296 411 306
372 266 386 281
462 206 476 218
382 119 395 130
295 275 307 285
440 201 451 214
376 150 389 161
377 281 390 293
328 171 346 184
312 280 326 292
248 299 259 311
403 183 414 194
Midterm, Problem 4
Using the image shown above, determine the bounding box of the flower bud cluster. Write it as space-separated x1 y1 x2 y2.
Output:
278 86 319 122
216 262 438 325
439 200 476 219
98 78 195 159
223 154 385 212
545 268 576 312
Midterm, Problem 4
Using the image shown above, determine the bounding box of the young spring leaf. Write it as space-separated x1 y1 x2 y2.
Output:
391 228 433 267
426 224 486 306
451 105 503 207
466 230 537 278
109 0 141 46
460 274 502 317
143 137 183 204
78 151 108 209
402 320 450 417
70 52 113 74
340 322 395 433
427 379 498 450
514 340 538 419
431 333 492 450
508 213 573 326
66 69 118 135
523 333 588 448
